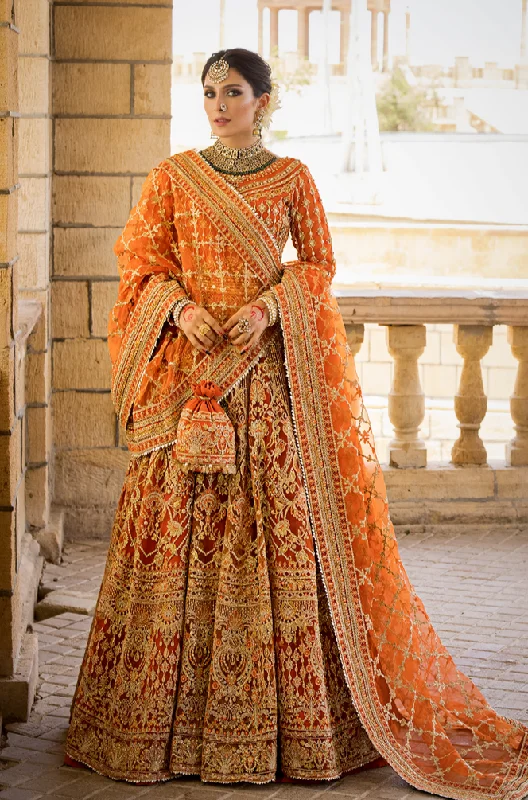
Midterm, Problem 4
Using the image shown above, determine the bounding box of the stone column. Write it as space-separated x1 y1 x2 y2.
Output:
386 325 427 468
345 323 365 357
370 10 379 71
451 325 492 466
270 7 279 55
19 0 53 533
506 326 528 466
521 0 527 63
258 4 264 54
297 7 310 60
51 0 171 538
340 8 350 73
382 10 390 72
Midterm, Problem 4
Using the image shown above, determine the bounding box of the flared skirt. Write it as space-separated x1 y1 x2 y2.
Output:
64 335 382 783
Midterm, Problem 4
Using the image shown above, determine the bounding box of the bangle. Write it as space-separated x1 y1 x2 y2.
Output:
258 291 278 327
171 297 195 329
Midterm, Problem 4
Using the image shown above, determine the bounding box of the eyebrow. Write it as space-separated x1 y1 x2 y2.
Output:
203 83 243 89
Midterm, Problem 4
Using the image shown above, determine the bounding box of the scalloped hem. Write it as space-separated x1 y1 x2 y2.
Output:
63 750 388 786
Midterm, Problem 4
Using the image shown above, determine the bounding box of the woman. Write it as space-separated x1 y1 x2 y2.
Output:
63 48 528 798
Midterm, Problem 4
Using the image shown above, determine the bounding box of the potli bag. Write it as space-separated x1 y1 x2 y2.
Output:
173 379 236 474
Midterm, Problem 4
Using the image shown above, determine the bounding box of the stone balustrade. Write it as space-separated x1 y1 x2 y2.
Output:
336 288 528 468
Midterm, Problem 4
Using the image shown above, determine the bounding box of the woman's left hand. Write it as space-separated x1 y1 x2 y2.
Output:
224 300 269 354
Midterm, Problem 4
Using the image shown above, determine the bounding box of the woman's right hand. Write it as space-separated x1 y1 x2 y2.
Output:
178 303 225 354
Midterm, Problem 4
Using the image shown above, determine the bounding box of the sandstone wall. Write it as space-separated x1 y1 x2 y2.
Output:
50 0 173 538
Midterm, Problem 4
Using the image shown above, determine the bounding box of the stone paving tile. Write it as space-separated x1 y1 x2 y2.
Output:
0 532 527 800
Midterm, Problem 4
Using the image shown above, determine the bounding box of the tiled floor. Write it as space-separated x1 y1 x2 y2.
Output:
0 526 527 799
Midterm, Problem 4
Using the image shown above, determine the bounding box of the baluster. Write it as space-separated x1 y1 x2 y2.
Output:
386 325 427 468
345 323 365 358
451 324 492 465
506 326 528 466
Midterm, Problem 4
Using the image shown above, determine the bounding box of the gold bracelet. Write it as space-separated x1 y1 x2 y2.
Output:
258 291 278 327
171 297 195 328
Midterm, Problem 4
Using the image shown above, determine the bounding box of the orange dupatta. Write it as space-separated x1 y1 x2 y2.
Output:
110 150 528 800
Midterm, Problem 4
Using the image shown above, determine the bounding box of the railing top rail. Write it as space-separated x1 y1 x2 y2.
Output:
335 289 528 325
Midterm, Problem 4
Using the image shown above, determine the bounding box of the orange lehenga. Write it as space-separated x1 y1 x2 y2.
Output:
64 148 528 798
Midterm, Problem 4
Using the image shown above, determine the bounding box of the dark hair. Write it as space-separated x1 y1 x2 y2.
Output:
201 48 272 97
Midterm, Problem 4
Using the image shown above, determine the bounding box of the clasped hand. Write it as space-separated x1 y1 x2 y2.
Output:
179 301 269 355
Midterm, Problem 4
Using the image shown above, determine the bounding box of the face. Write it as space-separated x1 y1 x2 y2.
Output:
203 66 270 140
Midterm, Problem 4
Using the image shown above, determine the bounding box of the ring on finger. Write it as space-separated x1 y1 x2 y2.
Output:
198 322 211 337
237 318 250 333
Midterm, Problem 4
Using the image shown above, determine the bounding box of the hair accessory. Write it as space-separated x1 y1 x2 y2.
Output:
206 56 230 83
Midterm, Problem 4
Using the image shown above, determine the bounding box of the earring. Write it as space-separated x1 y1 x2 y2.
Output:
252 110 264 137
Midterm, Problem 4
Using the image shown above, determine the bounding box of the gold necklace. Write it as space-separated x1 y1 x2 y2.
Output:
200 137 277 176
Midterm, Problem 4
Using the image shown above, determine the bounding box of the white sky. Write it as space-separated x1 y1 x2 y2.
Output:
173 0 523 69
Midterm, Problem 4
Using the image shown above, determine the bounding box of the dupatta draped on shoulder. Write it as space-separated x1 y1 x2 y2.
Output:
108 149 528 800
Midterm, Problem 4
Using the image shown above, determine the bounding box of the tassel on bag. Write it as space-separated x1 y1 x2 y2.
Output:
173 379 236 474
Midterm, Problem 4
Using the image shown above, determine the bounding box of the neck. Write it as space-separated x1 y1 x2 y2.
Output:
216 133 262 149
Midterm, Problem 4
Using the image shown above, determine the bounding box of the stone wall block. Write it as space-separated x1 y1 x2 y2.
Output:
18 232 49 290
52 63 130 116
54 6 172 61
18 0 49 55
0 192 18 264
52 339 111 390
25 463 50 529
134 64 171 115
18 117 50 176
18 56 49 116
19 177 49 233
0 27 18 110
51 281 89 339
53 447 129 507
0 511 15 592
53 228 121 278
26 350 50 405
0 345 15 431
53 391 116 449
0 266 13 350
0 116 17 187
55 119 170 174
90 281 118 338
53 176 130 226
0 417 21 506
26 404 51 464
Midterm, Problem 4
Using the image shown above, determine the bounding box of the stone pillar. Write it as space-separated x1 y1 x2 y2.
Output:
382 10 390 72
521 0 527 63
340 8 350 73
386 325 427 468
19 0 53 533
345 323 365 357
258 4 264 55
370 10 379 71
451 325 492 466
0 0 21 672
506 326 528 466
297 7 310 60
270 7 279 55
51 0 172 538
0 0 44 722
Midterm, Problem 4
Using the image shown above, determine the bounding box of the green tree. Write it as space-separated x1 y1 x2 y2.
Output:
376 66 437 131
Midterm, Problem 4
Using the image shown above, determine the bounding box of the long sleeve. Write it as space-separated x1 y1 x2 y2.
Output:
108 162 188 427
108 163 188 369
284 162 336 283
